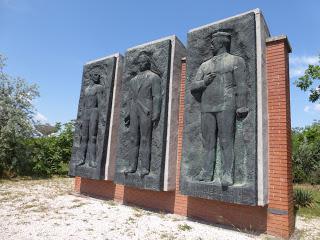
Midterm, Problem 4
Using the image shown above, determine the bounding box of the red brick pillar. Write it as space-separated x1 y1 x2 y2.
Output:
174 57 188 215
74 176 81 192
266 36 295 239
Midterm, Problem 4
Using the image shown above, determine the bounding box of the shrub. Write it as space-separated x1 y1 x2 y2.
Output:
294 188 314 208
0 54 39 177
292 122 320 183
310 169 320 185
178 224 192 231
25 121 74 177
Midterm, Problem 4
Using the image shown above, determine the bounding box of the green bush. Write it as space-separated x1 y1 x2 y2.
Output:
0 121 74 178
0 54 74 178
310 169 320 185
292 122 320 183
25 121 74 177
294 188 314 208
0 54 39 178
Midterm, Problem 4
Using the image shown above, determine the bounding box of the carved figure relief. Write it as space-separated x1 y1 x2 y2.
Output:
180 13 259 204
77 67 104 168
114 39 171 191
190 31 248 187
69 57 116 180
122 51 162 178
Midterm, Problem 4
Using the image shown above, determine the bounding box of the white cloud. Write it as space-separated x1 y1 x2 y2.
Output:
0 0 32 13
314 104 320 112
303 104 320 114
289 55 319 78
34 112 48 124
304 106 310 112
290 56 319 65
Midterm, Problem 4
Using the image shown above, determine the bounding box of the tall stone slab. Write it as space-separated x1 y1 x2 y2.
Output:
115 36 186 191
180 10 269 205
69 54 123 180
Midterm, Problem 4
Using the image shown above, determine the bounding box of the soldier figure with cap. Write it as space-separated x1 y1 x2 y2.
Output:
191 31 248 187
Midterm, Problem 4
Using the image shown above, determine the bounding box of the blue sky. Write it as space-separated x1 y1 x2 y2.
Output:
1 0 319 127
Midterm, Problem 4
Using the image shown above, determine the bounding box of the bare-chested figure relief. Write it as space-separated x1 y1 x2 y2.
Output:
123 51 162 178
190 31 248 187
77 67 104 168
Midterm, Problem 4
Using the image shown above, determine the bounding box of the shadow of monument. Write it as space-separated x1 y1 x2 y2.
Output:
122 186 176 213
79 178 116 200
186 196 267 233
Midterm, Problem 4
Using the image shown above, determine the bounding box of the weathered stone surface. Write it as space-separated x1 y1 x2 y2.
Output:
114 39 172 191
69 56 117 180
255 10 270 206
104 54 124 180
180 12 259 205
163 37 186 191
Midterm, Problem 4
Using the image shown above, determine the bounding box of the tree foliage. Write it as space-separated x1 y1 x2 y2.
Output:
295 56 320 102
24 121 74 177
292 121 320 184
0 54 74 178
0 54 39 176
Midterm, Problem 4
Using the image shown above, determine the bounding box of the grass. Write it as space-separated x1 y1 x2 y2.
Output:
160 232 177 240
133 212 143 218
178 223 192 231
294 184 320 218
70 202 86 208
105 200 117 206
125 216 136 224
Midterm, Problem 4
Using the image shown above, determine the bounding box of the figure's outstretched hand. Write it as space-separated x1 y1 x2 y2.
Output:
204 72 216 86
124 114 130 128
236 107 249 119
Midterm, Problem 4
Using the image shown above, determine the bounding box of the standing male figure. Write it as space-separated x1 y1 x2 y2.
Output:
191 31 248 187
77 67 104 168
123 51 162 178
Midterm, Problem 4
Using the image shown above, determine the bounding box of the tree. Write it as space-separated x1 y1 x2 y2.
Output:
0 54 39 176
295 56 320 102
292 121 320 184
25 121 74 176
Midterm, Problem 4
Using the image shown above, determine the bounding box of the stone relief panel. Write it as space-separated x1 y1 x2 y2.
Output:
115 39 171 191
180 12 258 205
69 56 116 180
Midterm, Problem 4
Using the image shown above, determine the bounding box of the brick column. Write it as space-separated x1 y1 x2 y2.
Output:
74 176 81 192
266 35 295 239
174 57 188 215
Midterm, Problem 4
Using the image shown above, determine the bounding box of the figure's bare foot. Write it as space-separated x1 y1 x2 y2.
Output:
89 160 97 168
138 169 149 178
123 168 136 175
221 174 233 187
76 158 86 166
194 170 212 182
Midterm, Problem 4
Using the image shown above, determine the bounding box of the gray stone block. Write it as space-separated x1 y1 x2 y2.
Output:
180 10 267 205
104 54 124 180
163 37 186 191
115 36 185 191
255 10 270 206
69 54 121 180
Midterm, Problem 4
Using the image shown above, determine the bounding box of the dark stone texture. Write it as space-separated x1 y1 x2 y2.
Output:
180 12 258 205
69 57 116 179
115 39 172 191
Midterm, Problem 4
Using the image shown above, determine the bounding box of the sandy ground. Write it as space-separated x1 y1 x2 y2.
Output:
0 177 319 240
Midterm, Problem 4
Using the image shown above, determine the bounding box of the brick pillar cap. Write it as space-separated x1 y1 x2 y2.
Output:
266 35 292 53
